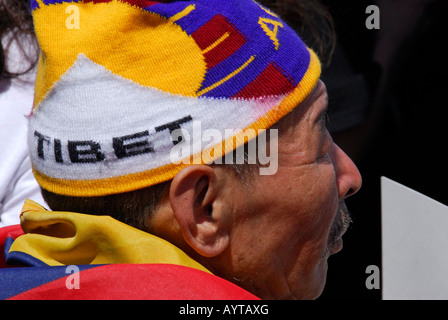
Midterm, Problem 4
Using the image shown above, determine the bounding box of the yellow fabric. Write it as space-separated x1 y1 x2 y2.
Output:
33 0 206 107
8 200 210 273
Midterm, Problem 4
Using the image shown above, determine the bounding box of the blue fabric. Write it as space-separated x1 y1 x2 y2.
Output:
0 265 97 300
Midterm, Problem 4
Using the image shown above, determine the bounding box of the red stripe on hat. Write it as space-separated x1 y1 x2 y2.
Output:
84 0 113 3
192 14 246 69
233 62 295 99
85 0 159 6
120 0 159 6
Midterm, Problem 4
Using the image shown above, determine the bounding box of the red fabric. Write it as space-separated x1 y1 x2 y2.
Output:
120 0 159 7
233 62 295 99
8 264 260 300
84 0 113 3
84 0 158 5
192 14 246 69
0 225 24 268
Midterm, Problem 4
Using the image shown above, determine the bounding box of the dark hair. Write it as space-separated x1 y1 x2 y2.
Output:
259 0 336 67
0 0 37 78
41 181 170 232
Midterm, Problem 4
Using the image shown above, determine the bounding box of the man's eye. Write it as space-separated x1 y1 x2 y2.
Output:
317 152 331 163
321 112 330 129
324 112 330 127
317 111 330 133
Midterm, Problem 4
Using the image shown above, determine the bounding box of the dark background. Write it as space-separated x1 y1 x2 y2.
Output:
315 0 448 300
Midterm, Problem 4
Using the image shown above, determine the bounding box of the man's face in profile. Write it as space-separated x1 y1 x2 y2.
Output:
221 80 362 299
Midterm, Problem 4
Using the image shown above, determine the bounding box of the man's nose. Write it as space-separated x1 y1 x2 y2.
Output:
330 143 362 199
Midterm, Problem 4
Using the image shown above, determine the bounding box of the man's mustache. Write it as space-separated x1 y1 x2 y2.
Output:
327 201 352 255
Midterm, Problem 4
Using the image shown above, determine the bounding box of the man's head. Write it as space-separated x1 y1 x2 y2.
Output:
42 80 361 299
31 0 361 299
138 80 361 300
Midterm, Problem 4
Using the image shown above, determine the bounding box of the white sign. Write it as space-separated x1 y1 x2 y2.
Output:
382 177 448 299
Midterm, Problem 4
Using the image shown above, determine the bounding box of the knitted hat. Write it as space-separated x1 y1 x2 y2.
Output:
28 0 321 197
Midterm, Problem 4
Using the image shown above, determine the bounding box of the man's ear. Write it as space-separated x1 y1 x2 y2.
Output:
169 165 230 258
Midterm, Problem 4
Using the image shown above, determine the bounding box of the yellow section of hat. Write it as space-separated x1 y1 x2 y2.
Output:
32 0 207 108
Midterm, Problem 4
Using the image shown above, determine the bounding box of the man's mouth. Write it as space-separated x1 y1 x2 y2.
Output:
327 202 352 255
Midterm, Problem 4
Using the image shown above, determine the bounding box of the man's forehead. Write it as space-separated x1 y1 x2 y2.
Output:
266 83 327 160
276 80 328 126
308 80 328 111
300 80 328 125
